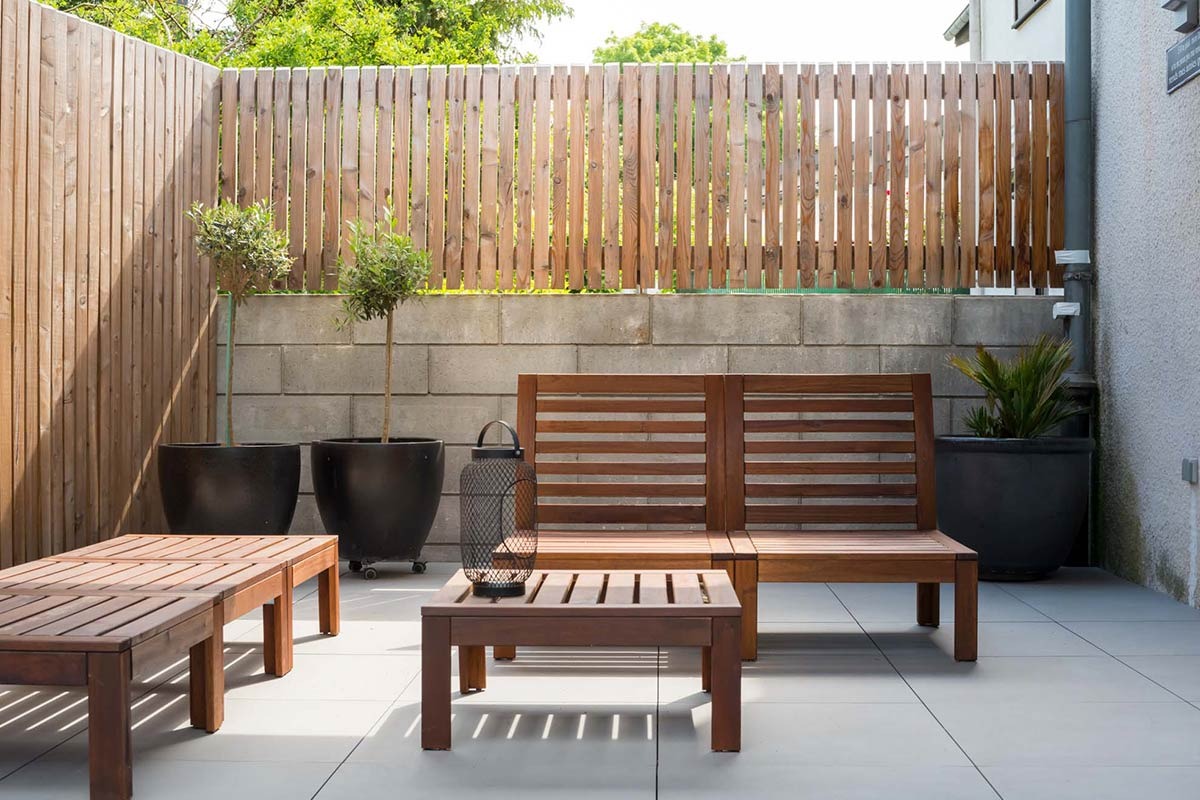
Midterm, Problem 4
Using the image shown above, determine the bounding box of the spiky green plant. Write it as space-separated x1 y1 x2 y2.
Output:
949 336 1081 439
189 200 293 445
338 205 431 442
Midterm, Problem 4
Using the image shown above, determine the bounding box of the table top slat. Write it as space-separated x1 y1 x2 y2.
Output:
532 572 575 605
569 572 605 605
670 572 704 606
701 573 740 607
602 573 635 605
638 573 668 606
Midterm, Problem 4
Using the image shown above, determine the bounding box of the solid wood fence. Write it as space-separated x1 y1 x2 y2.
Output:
220 62 1065 292
0 0 220 567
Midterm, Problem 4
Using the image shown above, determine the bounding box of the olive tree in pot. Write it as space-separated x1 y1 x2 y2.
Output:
311 207 443 579
935 337 1093 580
158 200 301 534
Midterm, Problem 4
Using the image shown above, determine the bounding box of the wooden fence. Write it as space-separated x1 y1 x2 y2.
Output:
0 0 220 567
220 62 1065 292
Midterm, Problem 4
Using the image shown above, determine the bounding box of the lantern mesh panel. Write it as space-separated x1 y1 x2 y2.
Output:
459 459 538 589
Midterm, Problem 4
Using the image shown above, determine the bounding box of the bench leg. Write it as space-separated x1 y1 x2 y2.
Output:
701 647 711 693
493 645 516 661
422 617 452 750
917 582 940 627
710 617 741 752
88 652 132 800
318 560 341 636
189 605 225 733
727 560 758 661
458 645 487 694
954 559 979 662
263 573 295 677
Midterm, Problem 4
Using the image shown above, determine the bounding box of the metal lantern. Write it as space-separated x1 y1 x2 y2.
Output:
459 421 538 597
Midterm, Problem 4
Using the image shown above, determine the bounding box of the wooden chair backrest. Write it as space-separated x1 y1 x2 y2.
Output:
724 374 937 531
516 374 726 530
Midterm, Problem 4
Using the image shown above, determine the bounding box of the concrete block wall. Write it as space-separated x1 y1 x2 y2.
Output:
216 294 1061 563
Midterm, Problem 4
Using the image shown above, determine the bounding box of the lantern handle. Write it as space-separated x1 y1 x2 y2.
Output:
476 419 523 456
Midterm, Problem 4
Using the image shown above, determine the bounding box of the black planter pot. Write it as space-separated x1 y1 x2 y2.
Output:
158 443 301 535
935 436 1094 581
311 438 445 572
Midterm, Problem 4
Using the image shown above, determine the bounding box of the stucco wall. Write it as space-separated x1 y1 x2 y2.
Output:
977 0 1064 61
216 294 1059 564
1094 5 1200 604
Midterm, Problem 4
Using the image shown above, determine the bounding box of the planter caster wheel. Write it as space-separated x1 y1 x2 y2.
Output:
349 561 363 574
412 561 427 574
362 566 379 581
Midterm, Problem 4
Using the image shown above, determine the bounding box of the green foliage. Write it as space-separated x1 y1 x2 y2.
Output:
54 0 571 67
592 22 742 64
949 336 1081 439
188 200 293 305
338 205 431 325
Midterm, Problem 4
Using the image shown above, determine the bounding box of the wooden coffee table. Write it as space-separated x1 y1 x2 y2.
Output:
422 569 741 752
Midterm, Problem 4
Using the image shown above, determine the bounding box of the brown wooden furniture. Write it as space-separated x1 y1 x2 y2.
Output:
422 569 741 752
724 373 978 661
0 557 296 675
0 591 221 800
53 534 342 647
502 373 748 658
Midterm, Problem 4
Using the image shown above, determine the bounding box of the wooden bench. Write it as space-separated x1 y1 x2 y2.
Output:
724 373 978 661
422 569 741 752
0 591 221 800
53 534 342 656
498 373 742 659
0 557 296 675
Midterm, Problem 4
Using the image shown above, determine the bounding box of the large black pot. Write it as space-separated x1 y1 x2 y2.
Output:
935 436 1093 581
311 438 445 569
158 443 301 534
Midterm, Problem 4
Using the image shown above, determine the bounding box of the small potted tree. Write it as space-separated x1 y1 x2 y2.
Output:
312 207 444 579
158 199 301 534
935 336 1093 580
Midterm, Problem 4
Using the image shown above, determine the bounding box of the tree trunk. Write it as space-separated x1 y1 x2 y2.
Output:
381 310 394 443
227 298 237 446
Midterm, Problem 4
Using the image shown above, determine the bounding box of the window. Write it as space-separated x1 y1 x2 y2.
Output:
1014 0 1050 28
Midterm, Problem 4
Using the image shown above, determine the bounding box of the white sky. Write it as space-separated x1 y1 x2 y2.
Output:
520 0 969 64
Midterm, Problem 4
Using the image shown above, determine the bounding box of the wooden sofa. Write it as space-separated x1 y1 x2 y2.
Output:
724 373 978 661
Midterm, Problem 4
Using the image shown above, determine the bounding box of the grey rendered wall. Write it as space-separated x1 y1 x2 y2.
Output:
217 294 1059 563
1093 5 1200 604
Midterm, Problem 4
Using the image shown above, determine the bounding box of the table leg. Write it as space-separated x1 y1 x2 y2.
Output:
458 645 487 694
493 645 516 660
264 569 295 677
917 582 940 627
190 605 225 733
319 559 341 636
710 617 741 752
954 559 979 662
88 652 133 800
701 646 712 693
422 617 452 750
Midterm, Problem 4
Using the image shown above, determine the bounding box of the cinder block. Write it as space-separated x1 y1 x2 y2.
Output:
952 297 1062 346
880 346 1019 397
217 395 351 444
578 345 727 373
218 295 350 345
933 398 953 437
427 501 461 546
429 345 577 395
281 345 428 395
298 446 313 494
289 494 327 535
352 394 501 445
502 294 651 344
420 544 460 564
354 295 500 344
216 346 282 394
652 295 802 345
441 445 473 494
802 296 952 345
729 345 880 374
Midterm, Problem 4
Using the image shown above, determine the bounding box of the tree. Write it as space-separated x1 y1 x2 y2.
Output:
52 0 571 67
592 22 741 64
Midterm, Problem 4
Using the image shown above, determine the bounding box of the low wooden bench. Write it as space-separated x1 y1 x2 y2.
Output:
724 373 978 661
0 591 220 800
53 534 342 657
0 557 295 675
497 374 742 659
423 569 741 752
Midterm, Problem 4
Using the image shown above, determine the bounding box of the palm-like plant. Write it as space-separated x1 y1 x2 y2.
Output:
949 336 1080 439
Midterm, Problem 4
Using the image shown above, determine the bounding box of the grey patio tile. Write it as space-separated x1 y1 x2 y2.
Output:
0 687 89 775
318 760 656 799
290 620 423 657
866 621 1104 658
932 701 1200 767
828 581 1049 623
0 757 336 800
758 582 857 622
1121 656 1200 701
1001 569 1200 622
982 766 1200 800
889 655 1178 707
657 702 971 767
1060 620 1200 655
657 765 998 799
221 653 420 703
